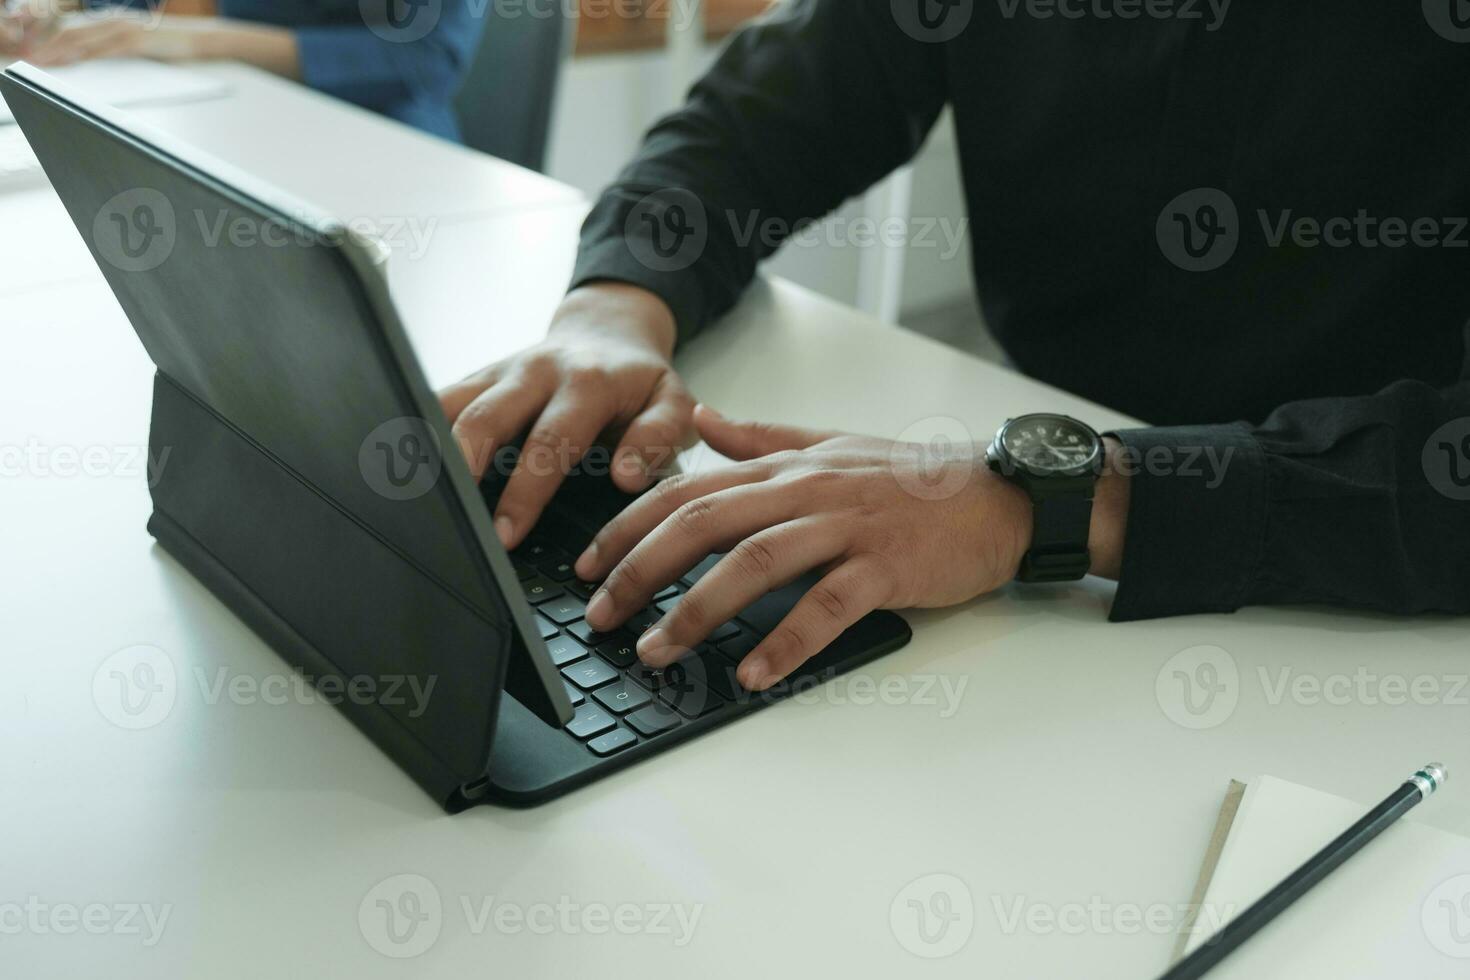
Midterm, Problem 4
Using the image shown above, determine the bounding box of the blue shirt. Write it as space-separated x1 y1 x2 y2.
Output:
109 1 482 140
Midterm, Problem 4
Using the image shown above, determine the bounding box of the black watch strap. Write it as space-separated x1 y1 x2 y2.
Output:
1017 492 1094 582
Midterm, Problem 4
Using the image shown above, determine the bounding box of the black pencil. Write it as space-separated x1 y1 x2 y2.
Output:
1160 763 1448 980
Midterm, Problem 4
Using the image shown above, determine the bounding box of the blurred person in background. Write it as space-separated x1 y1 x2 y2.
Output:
0 0 482 139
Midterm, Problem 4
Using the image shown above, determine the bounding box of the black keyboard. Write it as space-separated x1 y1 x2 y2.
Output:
490 473 785 759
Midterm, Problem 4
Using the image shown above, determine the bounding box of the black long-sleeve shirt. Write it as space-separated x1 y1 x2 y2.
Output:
570 0 1470 621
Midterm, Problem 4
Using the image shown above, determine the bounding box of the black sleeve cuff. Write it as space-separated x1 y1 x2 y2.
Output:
1105 423 1268 621
568 192 713 349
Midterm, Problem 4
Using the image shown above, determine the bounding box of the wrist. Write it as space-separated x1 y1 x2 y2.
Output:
981 464 1034 582
987 431 1130 582
553 282 678 361
1087 437 1130 580
138 18 228 60
181 21 229 60
177 20 300 76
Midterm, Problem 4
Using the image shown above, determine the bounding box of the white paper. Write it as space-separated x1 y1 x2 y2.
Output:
1184 776 1470 978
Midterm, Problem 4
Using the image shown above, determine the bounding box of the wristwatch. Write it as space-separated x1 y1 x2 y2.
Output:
985 413 1105 582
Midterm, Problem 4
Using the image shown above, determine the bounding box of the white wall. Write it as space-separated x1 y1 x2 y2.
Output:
544 47 974 322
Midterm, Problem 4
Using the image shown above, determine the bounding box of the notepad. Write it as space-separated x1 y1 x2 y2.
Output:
0 59 228 125
1173 775 1470 978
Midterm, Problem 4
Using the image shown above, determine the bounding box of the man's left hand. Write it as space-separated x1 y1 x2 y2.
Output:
575 404 1039 691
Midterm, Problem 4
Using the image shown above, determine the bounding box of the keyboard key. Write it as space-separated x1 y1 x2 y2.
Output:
563 681 585 707
534 615 559 640
562 658 618 691
595 639 639 669
545 635 587 667
569 621 620 646
626 607 662 636
511 560 537 582
533 550 576 582
537 595 588 625
530 541 569 558
733 582 807 636
716 631 759 662
680 554 722 588
530 516 594 554
593 679 652 715
655 594 682 615
626 660 666 690
626 704 682 737
566 579 600 601
566 704 617 739
690 651 746 702
707 621 741 643
627 659 710 711
654 584 681 601
520 541 555 562
588 727 637 756
658 653 728 717
522 576 565 604
659 684 724 718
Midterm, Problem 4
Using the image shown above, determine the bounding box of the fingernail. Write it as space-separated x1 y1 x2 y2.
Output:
586 589 612 627
697 403 724 419
615 450 650 488
494 516 514 547
575 541 599 577
638 627 668 660
739 657 768 690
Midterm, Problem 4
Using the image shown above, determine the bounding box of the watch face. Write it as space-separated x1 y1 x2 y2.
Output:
1000 414 1101 475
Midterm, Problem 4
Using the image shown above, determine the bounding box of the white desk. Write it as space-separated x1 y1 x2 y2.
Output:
0 62 579 296
4 65 1469 980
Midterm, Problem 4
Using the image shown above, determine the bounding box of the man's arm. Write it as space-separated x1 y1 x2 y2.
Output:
1109 327 1470 619
443 0 951 543
572 356 1470 690
571 0 949 344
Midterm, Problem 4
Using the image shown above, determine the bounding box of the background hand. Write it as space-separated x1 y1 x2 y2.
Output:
0 1 63 60
20 7 278 68
439 282 695 549
25 12 148 66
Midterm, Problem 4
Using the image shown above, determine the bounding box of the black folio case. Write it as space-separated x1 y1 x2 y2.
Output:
3 64 573 809
2 64 912 811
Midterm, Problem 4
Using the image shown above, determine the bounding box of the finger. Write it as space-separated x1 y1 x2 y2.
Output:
585 481 806 634
736 555 894 691
693 403 835 461
574 459 775 582
28 38 100 66
25 39 69 65
438 365 502 424
14 22 47 59
492 389 613 549
85 34 139 63
636 517 848 667
449 374 548 480
610 373 695 493
29 25 112 65
22 11 62 50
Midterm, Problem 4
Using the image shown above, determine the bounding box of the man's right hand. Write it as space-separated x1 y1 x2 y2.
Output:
438 282 695 551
